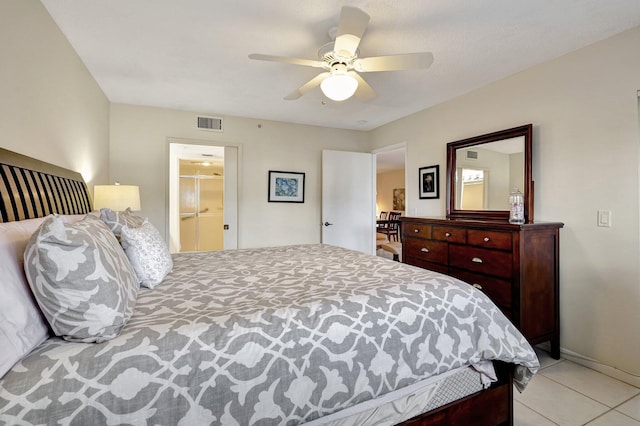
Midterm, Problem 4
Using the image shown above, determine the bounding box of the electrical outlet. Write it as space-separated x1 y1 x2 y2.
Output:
597 210 611 227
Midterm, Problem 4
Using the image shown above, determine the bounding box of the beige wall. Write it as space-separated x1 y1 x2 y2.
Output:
109 104 369 248
0 0 109 189
376 169 406 215
371 27 640 385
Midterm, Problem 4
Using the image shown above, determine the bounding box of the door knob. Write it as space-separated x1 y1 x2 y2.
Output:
324 222 333 226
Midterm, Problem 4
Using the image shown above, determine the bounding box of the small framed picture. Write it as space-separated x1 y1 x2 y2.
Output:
268 171 305 203
419 165 439 199
393 188 405 211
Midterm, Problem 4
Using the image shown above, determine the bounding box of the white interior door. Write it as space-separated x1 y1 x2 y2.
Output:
322 150 375 254
223 146 238 249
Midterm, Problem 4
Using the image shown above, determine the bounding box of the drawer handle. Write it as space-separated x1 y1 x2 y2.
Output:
483 237 490 242
472 283 483 290
445 232 451 237
471 257 483 263
414 228 420 233
421 248 430 253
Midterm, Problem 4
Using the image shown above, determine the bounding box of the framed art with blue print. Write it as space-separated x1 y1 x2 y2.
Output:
268 171 305 203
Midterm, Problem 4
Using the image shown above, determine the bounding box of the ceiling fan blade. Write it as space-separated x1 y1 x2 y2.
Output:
284 72 330 100
350 72 376 102
354 52 434 72
249 53 326 69
333 6 370 58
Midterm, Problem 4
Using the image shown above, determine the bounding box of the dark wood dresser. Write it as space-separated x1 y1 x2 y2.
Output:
401 217 564 358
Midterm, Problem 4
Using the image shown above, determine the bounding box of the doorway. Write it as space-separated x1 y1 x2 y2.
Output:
374 143 407 260
168 141 238 253
375 145 407 217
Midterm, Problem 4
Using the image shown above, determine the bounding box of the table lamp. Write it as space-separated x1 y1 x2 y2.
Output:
93 183 141 211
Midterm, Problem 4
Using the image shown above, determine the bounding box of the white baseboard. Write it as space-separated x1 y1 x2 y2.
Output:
557 347 640 388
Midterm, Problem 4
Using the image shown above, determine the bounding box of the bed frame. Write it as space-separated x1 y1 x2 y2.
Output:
401 362 513 425
0 148 92 222
0 147 514 425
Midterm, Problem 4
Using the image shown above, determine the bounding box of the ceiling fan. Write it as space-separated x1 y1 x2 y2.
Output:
248 6 434 102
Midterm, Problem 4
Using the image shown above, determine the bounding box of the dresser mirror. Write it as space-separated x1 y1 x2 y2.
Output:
446 124 533 221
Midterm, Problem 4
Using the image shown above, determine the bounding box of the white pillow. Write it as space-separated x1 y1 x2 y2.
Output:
0 214 87 378
24 215 139 343
120 220 173 288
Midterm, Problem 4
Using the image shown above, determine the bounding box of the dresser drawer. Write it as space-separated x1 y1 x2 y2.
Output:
405 257 449 275
432 226 466 243
404 223 432 239
449 245 512 279
467 229 512 251
404 238 448 265
449 268 512 309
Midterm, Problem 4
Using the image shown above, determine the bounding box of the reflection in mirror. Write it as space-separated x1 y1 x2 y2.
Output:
446 124 532 222
458 168 487 210
454 137 524 211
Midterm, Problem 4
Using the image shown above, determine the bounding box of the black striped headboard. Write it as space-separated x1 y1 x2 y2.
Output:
0 148 93 223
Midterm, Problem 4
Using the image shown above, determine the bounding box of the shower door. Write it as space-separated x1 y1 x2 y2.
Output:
179 167 224 252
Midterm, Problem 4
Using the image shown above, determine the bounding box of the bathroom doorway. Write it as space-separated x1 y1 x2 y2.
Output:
168 141 238 253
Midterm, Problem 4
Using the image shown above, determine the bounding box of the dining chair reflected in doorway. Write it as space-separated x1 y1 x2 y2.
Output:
386 211 402 242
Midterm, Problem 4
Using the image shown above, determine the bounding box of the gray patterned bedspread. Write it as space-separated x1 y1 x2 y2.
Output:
0 244 538 425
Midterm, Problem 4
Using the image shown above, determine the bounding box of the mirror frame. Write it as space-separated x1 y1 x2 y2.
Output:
446 124 533 222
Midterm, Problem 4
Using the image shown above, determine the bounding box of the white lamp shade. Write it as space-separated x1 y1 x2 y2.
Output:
321 74 358 101
93 185 141 211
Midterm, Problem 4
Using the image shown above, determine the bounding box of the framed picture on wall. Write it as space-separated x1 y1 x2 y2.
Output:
419 165 439 199
268 171 305 203
393 188 405 210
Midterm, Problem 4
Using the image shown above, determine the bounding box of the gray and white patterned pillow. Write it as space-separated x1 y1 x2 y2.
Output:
120 220 173 289
99 207 145 236
23 214 139 343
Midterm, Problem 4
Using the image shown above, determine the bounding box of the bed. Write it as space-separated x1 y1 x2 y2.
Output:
0 147 538 425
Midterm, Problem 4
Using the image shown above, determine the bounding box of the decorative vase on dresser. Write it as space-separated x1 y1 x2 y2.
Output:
401 217 564 358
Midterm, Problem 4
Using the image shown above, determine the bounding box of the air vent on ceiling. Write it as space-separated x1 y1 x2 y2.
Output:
466 150 478 160
197 116 223 132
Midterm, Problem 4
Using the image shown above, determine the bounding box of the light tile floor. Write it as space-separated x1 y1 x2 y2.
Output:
515 348 640 425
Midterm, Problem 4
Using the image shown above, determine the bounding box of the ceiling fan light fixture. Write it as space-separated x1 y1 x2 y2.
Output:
321 73 358 101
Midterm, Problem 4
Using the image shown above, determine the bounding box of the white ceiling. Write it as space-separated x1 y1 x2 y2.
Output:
42 1 640 132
